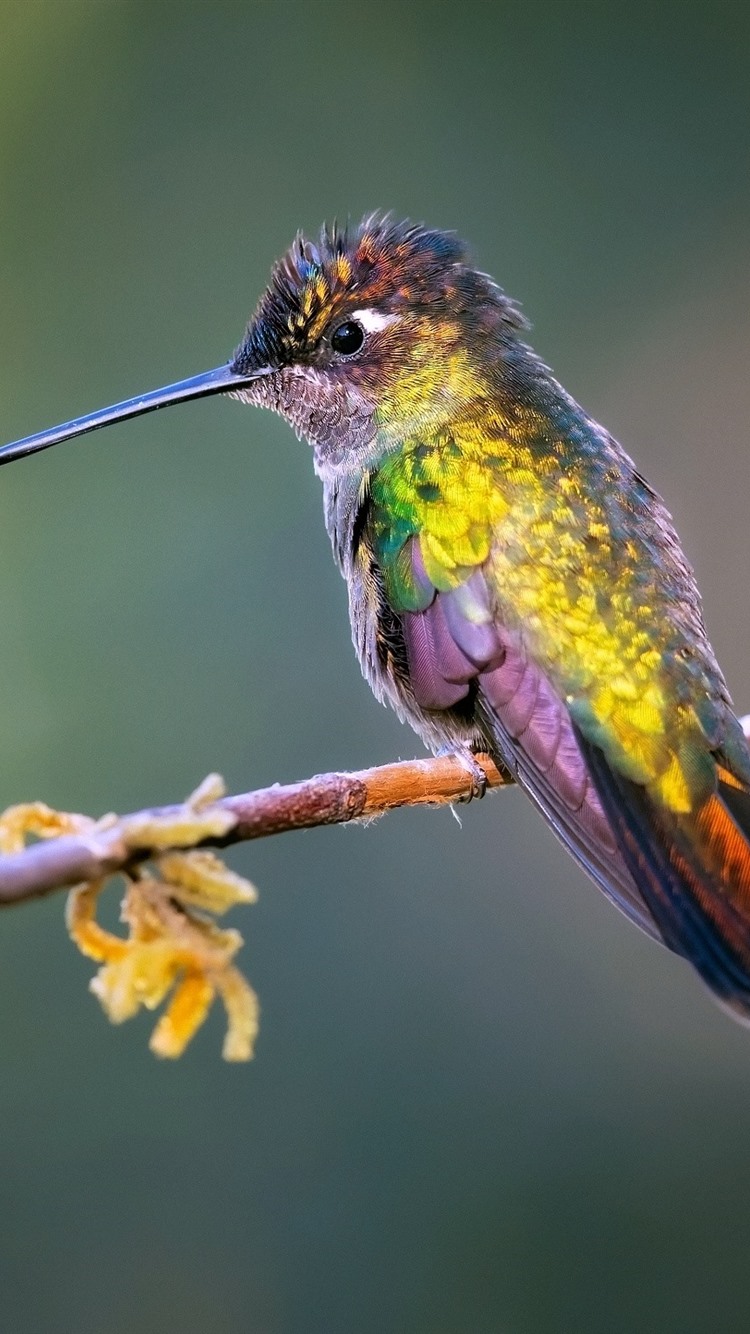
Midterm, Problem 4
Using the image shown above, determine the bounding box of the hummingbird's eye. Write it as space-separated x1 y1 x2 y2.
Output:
331 320 365 356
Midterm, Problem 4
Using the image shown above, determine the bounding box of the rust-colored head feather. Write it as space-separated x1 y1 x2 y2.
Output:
235 213 526 372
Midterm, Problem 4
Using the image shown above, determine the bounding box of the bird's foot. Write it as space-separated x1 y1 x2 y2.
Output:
441 747 492 802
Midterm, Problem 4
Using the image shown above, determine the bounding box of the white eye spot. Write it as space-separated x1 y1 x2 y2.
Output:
349 308 399 334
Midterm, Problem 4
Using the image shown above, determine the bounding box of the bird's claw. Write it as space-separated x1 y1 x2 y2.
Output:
448 749 491 802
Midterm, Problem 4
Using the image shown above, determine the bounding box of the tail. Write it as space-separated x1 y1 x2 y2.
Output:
578 731 750 1019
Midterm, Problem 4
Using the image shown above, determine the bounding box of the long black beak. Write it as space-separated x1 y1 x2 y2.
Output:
0 363 272 467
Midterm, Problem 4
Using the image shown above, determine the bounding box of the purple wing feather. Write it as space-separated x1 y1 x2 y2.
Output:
480 649 618 858
399 548 660 942
520 671 562 772
494 658 540 737
441 572 505 666
480 644 653 931
401 600 473 709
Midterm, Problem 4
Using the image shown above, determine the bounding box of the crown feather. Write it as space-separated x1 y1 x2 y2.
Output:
234 214 528 372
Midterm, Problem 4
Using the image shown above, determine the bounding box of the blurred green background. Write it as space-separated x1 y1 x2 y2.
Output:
1 2 750 1331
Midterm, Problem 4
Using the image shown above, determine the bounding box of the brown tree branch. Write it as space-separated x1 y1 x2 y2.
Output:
6 706 750 913
0 753 509 908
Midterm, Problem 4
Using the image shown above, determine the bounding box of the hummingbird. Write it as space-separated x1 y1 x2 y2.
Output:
4 213 750 1023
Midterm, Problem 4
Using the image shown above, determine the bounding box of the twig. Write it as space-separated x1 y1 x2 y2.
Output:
0 753 510 908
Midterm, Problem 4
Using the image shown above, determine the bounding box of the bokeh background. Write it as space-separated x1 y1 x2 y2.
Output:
1 3 749 1331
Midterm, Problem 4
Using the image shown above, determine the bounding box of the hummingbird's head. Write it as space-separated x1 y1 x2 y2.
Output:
0 215 533 475
232 214 528 476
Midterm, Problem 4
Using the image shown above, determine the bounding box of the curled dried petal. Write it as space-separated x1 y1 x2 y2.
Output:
187 773 227 810
149 972 215 1059
119 806 236 850
67 881 129 964
90 945 174 1024
0 802 93 854
157 850 257 914
215 966 260 1062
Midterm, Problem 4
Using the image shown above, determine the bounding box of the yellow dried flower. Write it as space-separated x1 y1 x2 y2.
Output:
2 776 259 1061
